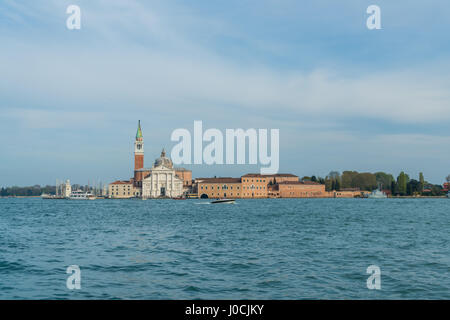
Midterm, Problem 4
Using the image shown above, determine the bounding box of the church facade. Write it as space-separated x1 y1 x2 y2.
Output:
141 152 184 198
108 121 192 199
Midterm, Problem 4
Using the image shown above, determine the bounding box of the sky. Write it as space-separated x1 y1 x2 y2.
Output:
1 0 450 186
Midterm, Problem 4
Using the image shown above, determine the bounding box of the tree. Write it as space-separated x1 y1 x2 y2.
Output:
397 172 409 196
375 172 394 190
419 172 425 193
407 179 420 196
341 171 358 189
311 176 317 182
328 171 340 180
335 179 341 191
391 181 397 195
430 185 444 196
352 173 377 191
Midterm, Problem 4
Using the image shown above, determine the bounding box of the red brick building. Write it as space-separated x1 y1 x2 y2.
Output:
196 174 327 199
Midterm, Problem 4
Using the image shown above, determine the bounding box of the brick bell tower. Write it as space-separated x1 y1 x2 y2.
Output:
134 120 144 186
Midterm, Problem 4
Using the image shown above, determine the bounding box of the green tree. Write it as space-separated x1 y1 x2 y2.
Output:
407 179 420 196
391 181 397 195
375 172 394 190
341 171 358 189
335 179 341 191
328 171 340 180
397 172 409 196
419 172 425 193
352 173 377 191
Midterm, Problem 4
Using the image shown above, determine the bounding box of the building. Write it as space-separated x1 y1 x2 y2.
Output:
108 121 192 199
63 180 72 198
141 149 184 198
196 174 328 199
443 182 450 192
196 178 242 199
109 179 141 198
276 181 326 198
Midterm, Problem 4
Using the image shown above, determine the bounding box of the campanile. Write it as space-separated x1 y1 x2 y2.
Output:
134 120 144 170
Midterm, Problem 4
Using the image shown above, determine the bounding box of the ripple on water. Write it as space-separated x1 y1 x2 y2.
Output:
0 198 450 299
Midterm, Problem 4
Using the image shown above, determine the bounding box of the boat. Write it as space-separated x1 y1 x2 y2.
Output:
447 191 450 198
211 199 236 204
69 190 96 200
367 189 387 199
41 194 65 200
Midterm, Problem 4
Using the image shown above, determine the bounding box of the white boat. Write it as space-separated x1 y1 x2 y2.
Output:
211 199 235 204
69 190 96 200
367 189 387 199
41 194 65 200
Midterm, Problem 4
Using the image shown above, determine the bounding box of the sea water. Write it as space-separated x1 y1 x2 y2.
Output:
0 198 449 299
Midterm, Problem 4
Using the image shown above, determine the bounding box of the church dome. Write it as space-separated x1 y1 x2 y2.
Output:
154 148 173 168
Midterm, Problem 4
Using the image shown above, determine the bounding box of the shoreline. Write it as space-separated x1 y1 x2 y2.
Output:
0 196 447 199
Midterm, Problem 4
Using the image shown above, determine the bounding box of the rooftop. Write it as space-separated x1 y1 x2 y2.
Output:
278 181 321 185
110 180 133 185
197 177 242 183
242 173 298 178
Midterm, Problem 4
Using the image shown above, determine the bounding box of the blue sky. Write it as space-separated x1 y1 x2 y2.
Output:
1 0 450 186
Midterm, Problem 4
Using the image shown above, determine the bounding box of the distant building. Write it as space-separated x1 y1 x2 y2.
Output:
63 180 72 198
108 121 192 199
196 174 327 199
109 180 140 198
443 182 449 192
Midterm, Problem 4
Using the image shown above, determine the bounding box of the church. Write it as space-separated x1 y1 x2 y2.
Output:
108 121 192 199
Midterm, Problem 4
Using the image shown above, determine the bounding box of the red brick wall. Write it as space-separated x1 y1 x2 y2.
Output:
134 154 144 170
278 184 326 198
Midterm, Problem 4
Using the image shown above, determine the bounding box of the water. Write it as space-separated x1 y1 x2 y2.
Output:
1 198 449 299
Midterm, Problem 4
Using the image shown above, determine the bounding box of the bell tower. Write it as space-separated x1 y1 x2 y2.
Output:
134 120 144 170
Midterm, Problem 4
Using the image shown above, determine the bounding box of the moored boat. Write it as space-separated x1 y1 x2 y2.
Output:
69 190 95 200
367 189 387 199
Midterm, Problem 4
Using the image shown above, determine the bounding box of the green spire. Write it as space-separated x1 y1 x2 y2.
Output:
136 120 143 140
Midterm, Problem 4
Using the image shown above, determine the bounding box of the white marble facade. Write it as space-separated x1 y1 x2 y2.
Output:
142 165 184 198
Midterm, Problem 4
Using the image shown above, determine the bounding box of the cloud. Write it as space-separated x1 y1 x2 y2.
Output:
1 0 450 185
1 42 449 125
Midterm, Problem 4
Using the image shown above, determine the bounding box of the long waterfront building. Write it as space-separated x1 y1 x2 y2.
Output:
108 121 364 199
